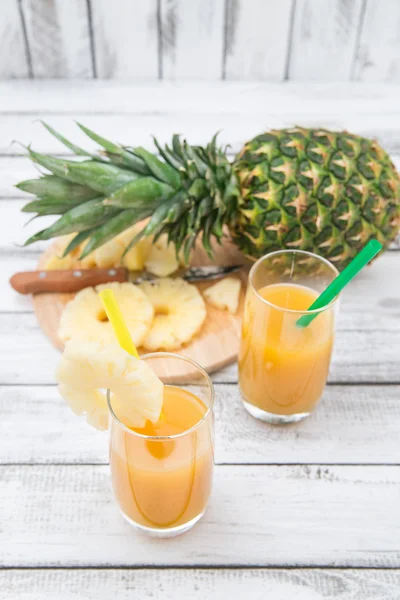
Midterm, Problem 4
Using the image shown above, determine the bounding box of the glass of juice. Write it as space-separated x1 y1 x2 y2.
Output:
108 352 214 537
239 250 340 424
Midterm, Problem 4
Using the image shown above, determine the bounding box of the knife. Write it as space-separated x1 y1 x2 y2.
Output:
10 264 243 295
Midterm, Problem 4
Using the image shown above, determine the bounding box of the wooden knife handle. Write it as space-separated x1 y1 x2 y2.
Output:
10 267 128 295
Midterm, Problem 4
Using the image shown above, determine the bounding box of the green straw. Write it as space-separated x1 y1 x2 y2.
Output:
297 239 383 328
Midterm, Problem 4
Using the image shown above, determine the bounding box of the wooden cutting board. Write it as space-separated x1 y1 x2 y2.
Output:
33 238 251 374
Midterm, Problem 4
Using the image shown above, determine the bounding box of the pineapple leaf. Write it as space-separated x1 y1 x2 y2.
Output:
183 142 207 177
24 198 120 244
21 199 76 216
172 135 185 159
17 175 98 203
153 137 184 170
62 229 95 257
133 147 181 189
103 177 174 208
76 123 150 174
26 149 137 195
79 209 151 258
41 121 106 161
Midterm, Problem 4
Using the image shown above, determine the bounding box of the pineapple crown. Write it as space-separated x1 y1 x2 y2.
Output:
18 123 240 262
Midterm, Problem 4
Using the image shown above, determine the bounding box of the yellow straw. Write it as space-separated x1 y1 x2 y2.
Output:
98 289 139 358
98 288 164 423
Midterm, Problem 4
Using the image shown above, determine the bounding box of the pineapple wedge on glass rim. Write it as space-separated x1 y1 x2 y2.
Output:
56 339 164 430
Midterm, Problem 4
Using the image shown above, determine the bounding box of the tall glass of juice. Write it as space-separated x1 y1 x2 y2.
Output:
239 250 340 424
108 352 214 537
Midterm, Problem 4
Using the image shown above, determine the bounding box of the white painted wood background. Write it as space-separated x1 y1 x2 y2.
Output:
2 0 400 80
0 80 399 598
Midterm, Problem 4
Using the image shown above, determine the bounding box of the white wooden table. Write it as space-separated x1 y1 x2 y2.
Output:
1 81 399 600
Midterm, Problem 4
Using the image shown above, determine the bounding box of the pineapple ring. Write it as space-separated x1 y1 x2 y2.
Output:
56 339 164 431
139 278 207 351
59 282 154 347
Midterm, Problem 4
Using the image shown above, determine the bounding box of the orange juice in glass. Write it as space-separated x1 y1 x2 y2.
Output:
108 352 214 537
239 250 339 424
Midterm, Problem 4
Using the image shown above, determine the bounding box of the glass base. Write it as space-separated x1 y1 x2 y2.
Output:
241 398 310 424
120 510 205 538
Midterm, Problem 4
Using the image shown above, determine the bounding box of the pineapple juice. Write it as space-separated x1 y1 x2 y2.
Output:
109 386 214 531
239 283 334 418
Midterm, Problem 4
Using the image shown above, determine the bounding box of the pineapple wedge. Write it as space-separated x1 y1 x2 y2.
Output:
139 278 206 350
144 235 179 277
59 282 154 347
45 226 183 277
203 277 241 314
44 234 96 270
56 339 164 430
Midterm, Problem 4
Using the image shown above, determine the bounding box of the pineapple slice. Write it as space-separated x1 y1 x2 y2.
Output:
203 277 241 314
59 282 154 348
144 235 179 277
139 278 206 351
56 339 164 430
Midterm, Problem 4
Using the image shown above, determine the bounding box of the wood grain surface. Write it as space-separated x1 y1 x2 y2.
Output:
160 0 225 79
1 81 400 597
1 464 399 567
1 384 400 466
1 1 399 81
21 0 93 78
2 568 400 600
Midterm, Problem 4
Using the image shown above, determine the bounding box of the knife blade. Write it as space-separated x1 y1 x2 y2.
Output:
10 264 243 295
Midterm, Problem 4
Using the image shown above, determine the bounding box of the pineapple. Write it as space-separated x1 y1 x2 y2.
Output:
94 223 149 269
56 339 164 430
119 226 152 271
204 277 241 314
44 235 83 270
139 278 206 350
59 282 154 347
19 125 400 270
144 234 179 277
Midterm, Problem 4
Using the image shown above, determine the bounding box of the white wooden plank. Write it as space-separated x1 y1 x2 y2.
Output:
0 157 41 197
2 568 400 600
224 0 293 81
160 0 224 80
0 312 398 385
2 254 40 313
1 464 399 567
21 0 92 78
288 0 363 80
91 0 158 79
0 199 54 253
3 113 400 156
1 81 400 114
0 0 30 78
1 384 400 466
353 0 400 82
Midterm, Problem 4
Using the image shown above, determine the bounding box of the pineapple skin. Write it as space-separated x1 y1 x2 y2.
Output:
232 127 400 267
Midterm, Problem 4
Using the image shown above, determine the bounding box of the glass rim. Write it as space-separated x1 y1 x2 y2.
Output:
249 249 340 315
106 351 214 441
